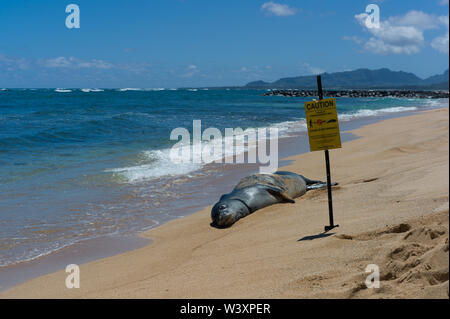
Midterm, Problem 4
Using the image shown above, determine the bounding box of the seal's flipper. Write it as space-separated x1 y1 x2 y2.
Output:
301 176 326 185
265 186 296 203
306 182 338 191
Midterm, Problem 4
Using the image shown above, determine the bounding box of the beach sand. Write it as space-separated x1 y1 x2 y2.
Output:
1 107 448 299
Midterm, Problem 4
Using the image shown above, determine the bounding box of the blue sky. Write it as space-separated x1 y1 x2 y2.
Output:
0 0 448 88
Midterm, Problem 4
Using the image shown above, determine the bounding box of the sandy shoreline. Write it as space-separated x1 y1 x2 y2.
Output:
1 107 448 299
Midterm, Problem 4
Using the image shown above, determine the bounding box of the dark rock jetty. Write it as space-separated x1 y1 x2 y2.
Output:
263 90 449 99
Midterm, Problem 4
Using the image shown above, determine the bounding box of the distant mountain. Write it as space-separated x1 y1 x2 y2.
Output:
245 68 449 90
423 69 449 85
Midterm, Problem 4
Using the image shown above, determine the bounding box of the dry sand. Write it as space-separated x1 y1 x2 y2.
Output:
1 108 448 299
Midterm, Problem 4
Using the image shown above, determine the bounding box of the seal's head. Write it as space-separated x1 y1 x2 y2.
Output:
211 199 249 228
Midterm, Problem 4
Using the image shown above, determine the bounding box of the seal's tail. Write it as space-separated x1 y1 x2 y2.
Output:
306 182 338 191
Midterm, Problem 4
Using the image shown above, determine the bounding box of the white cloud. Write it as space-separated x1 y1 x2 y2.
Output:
300 63 324 75
180 64 199 78
431 33 449 53
354 10 449 55
261 2 296 16
342 35 363 44
439 0 449 6
431 16 449 53
42 57 113 69
0 54 30 70
389 10 441 30
43 56 71 68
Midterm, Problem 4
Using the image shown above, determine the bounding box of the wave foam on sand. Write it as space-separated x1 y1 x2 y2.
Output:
106 120 305 183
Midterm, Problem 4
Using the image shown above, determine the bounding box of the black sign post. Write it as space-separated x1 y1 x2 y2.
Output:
316 75 339 232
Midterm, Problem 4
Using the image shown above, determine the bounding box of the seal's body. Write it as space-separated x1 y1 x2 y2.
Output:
211 171 336 228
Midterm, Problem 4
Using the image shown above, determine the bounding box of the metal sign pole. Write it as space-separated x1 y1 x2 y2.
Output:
316 75 338 232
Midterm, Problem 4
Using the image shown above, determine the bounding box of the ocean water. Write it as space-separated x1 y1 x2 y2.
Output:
0 88 444 267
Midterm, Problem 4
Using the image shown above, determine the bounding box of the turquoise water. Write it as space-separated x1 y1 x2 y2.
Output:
0 88 443 266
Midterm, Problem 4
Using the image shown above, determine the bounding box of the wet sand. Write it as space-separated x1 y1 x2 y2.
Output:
1 107 448 298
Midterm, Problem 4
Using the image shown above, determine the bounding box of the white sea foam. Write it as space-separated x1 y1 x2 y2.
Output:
0 241 77 267
81 88 104 93
118 88 143 92
423 98 449 108
108 121 292 183
107 148 202 183
188 89 198 92
145 88 165 91
55 88 72 93
338 106 417 121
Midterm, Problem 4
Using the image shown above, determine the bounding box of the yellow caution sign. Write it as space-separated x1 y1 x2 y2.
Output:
304 98 342 152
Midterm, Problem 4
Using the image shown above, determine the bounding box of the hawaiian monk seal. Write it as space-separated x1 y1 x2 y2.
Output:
211 171 337 228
